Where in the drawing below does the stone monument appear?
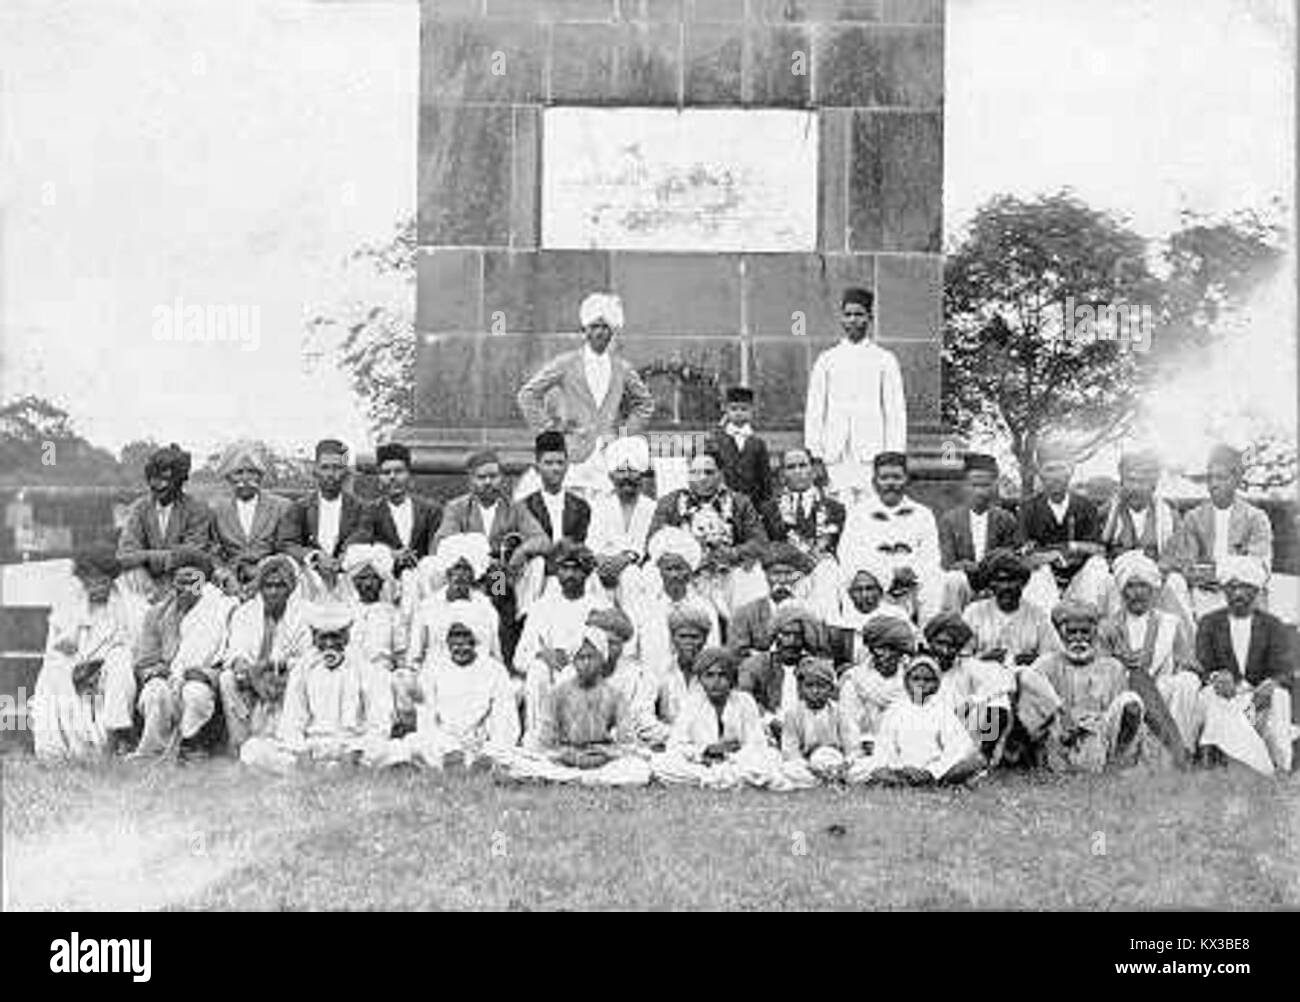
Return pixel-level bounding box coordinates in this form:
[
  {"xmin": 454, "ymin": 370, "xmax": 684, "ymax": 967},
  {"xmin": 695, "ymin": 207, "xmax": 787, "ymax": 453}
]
[{"xmin": 404, "ymin": 0, "xmax": 958, "ymax": 504}]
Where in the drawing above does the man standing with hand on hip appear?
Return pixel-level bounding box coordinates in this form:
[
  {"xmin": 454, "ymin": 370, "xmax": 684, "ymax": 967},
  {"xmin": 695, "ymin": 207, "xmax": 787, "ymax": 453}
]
[
  {"xmin": 517, "ymin": 292, "xmax": 656, "ymax": 500},
  {"xmin": 804, "ymin": 287, "xmax": 907, "ymax": 505}
]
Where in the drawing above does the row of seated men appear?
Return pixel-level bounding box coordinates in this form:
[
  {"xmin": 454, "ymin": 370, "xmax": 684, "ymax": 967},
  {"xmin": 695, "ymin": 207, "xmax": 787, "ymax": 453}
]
[{"xmin": 31, "ymin": 434, "xmax": 1293, "ymax": 781}]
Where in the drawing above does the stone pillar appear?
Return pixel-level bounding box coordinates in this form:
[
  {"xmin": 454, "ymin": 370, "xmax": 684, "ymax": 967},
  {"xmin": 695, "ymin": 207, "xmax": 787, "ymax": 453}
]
[{"xmin": 407, "ymin": 0, "xmax": 957, "ymax": 503}]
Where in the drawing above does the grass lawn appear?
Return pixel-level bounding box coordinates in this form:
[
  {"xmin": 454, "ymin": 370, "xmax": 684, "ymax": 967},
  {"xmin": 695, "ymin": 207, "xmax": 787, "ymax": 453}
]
[{"xmin": 3, "ymin": 757, "xmax": 1297, "ymax": 910}]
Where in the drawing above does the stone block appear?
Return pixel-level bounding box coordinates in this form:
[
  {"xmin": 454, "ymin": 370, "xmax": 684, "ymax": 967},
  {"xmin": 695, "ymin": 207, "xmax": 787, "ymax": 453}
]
[
  {"xmin": 749, "ymin": 336, "xmax": 815, "ymax": 428},
  {"xmin": 415, "ymin": 334, "xmax": 483, "ymax": 425},
  {"xmin": 486, "ymin": 0, "xmax": 618, "ymax": 20},
  {"xmin": 684, "ymin": 21, "xmax": 744, "ymax": 103},
  {"xmin": 881, "ymin": 336, "xmax": 941, "ymax": 424},
  {"xmin": 815, "ymin": 24, "xmax": 940, "ymax": 107},
  {"xmin": 881, "ymin": 0, "xmax": 943, "ymax": 24},
  {"xmin": 745, "ymin": 24, "xmax": 811, "ymax": 105},
  {"xmin": 550, "ymin": 22, "xmax": 682, "ymax": 104},
  {"xmin": 875, "ymin": 253, "xmax": 941, "ymax": 340},
  {"xmin": 849, "ymin": 110, "xmax": 942, "ymax": 252},
  {"xmin": 416, "ymin": 248, "xmax": 484, "ymax": 332},
  {"xmin": 818, "ymin": 108, "xmax": 850, "ymax": 252},
  {"xmin": 418, "ymin": 104, "xmax": 513, "ymax": 246},
  {"xmin": 611, "ymin": 253, "xmax": 743, "ymax": 335},
  {"xmin": 510, "ymin": 106, "xmax": 540, "ymax": 249},
  {"xmin": 422, "ymin": 19, "xmax": 545, "ymax": 104}
]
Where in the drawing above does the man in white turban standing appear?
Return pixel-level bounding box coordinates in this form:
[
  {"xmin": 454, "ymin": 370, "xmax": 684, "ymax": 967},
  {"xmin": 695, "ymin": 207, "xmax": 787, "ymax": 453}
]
[{"xmin": 516, "ymin": 292, "xmax": 656, "ymax": 500}]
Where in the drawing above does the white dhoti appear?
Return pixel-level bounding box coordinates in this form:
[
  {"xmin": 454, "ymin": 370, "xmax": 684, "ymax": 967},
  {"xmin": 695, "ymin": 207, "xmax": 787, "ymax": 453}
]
[
  {"xmin": 31, "ymin": 647, "xmax": 136, "ymax": 760},
  {"xmin": 939, "ymin": 569, "xmax": 974, "ymax": 614},
  {"xmin": 134, "ymin": 676, "xmax": 217, "ymax": 757},
  {"xmin": 773, "ymin": 746, "xmax": 864, "ymax": 790},
  {"xmin": 650, "ymin": 744, "xmax": 783, "ymax": 789},
  {"xmin": 497, "ymin": 746, "xmax": 652, "ymax": 787},
  {"xmin": 1044, "ymin": 691, "xmax": 1144, "ymax": 773},
  {"xmin": 1023, "ymin": 556, "xmax": 1117, "ymax": 619},
  {"xmin": 239, "ymin": 733, "xmax": 408, "ymax": 773},
  {"xmin": 1154, "ymin": 672, "xmax": 1203, "ymax": 752},
  {"xmin": 1198, "ymin": 686, "xmax": 1294, "ymax": 776}
]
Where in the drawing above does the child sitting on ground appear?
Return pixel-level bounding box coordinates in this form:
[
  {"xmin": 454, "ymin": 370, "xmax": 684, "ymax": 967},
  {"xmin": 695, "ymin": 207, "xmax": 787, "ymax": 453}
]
[{"xmin": 778, "ymin": 657, "xmax": 870, "ymax": 788}]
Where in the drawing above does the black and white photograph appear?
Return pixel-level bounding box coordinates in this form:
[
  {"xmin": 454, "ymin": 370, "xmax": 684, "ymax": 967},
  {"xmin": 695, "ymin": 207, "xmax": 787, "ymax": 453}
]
[{"xmin": 0, "ymin": 0, "xmax": 1296, "ymax": 934}]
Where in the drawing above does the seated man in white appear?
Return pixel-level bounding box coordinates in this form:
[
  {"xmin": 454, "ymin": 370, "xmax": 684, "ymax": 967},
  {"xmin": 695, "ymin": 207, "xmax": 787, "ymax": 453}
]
[
  {"xmin": 827, "ymin": 556, "xmax": 913, "ymax": 669},
  {"xmin": 240, "ymin": 603, "xmax": 399, "ymax": 772},
  {"xmin": 217, "ymin": 554, "xmax": 310, "ymax": 758},
  {"xmin": 499, "ymin": 627, "xmax": 651, "ymax": 787},
  {"xmin": 402, "ymin": 620, "xmax": 519, "ymax": 770},
  {"xmin": 1096, "ymin": 551, "xmax": 1201, "ymax": 767},
  {"xmin": 1173, "ymin": 444, "xmax": 1275, "ymax": 620},
  {"xmin": 651, "ymin": 647, "xmax": 784, "ymax": 790},
  {"xmin": 839, "ymin": 452, "xmax": 943, "ymax": 625},
  {"xmin": 515, "ymin": 541, "xmax": 631, "ymax": 738},
  {"xmin": 622, "ymin": 527, "xmax": 720, "ymax": 677},
  {"xmin": 339, "ymin": 544, "xmax": 404, "ymax": 737},
  {"xmin": 131, "ymin": 548, "xmax": 236, "ymax": 761},
  {"xmin": 32, "ymin": 547, "xmax": 147, "ymax": 760},
  {"xmin": 777, "ymin": 657, "xmax": 871, "ymax": 789},
  {"xmin": 1193, "ymin": 556, "xmax": 1295, "ymax": 776},
  {"xmin": 588, "ymin": 435, "xmax": 658, "ymax": 604},
  {"xmin": 629, "ymin": 605, "xmax": 711, "ymax": 748}
]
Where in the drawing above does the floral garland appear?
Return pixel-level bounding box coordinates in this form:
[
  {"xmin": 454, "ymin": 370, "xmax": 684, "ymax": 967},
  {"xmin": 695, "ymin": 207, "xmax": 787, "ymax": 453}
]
[
  {"xmin": 677, "ymin": 489, "xmax": 735, "ymax": 548},
  {"xmin": 777, "ymin": 487, "xmax": 839, "ymax": 556},
  {"xmin": 637, "ymin": 359, "xmax": 722, "ymax": 388}
]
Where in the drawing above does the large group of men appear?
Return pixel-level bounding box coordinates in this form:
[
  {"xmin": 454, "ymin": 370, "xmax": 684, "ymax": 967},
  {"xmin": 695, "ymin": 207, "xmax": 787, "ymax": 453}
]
[{"xmin": 30, "ymin": 288, "xmax": 1296, "ymax": 787}]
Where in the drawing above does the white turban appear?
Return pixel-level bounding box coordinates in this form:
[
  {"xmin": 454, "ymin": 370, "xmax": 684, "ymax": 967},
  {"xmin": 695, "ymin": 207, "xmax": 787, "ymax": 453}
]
[
  {"xmin": 305, "ymin": 601, "xmax": 354, "ymax": 632},
  {"xmin": 604, "ymin": 434, "xmax": 650, "ymax": 473},
  {"xmin": 647, "ymin": 526, "xmax": 702, "ymax": 573},
  {"xmin": 579, "ymin": 292, "xmax": 624, "ymax": 330},
  {"xmin": 342, "ymin": 544, "xmax": 394, "ymax": 582},
  {"xmin": 569, "ymin": 624, "xmax": 609, "ymax": 661},
  {"xmin": 1113, "ymin": 550, "xmax": 1161, "ymax": 592},
  {"xmin": 217, "ymin": 440, "xmax": 267, "ymax": 478},
  {"xmin": 1217, "ymin": 555, "xmax": 1267, "ymax": 589},
  {"xmin": 432, "ymin": 533, "xmax": 491, "ymax": 580}
]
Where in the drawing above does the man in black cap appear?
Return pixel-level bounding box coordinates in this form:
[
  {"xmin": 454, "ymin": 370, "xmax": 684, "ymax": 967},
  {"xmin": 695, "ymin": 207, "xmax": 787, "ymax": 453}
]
[
  {"xmin": 804, "ymin": 287, "xmax": 907, "ymax": 504},
  {"xmin": 116, "ymin": 443, "xmax": 215, "ymax": 598},
  {"xmin": 937, "ymin": 453, "xmax": 1021, "ymax": 611},
  {"xmin": 705, "ymin": 385, "xmax": 773, "ymax": 508},
  {"xmin": 348, "ymin": 442, "xmax": 442, "ymax": 576},
  {"xmin": 519, "ymin": 431, "xmax": 591, "ymax": 547},
  {"xmin": 276, "ymin": 438, "xmax": 365, "ymax": 598}
]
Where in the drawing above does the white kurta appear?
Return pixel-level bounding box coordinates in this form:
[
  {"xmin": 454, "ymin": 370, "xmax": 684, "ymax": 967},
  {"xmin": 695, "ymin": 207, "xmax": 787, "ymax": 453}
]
[
  {"xmin": 804, "ymin": 339, "xmax": 907, "ymax": 497},
  {"xmin": 871, "ymin": 694, "xmax": 978, "ymax": 778},
  {"xmin": 404, "ymin": 653, "xmax": 520, "ymax": 764},
  {"xmin": 651, "ymin": 688, "xmax": 783, "ymax": 789},
  {"xmin": 839, "ymin": 495, "xmax": 942, "ymax": 622},
  {"xmin": 32, "ymin": 582, "xmax": 146, "ymax": 760}
]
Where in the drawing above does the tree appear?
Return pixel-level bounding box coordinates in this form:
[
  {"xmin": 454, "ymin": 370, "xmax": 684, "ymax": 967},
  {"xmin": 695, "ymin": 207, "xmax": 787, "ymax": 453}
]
[
  {"xmin": 943, "ymin": 192, "xmax": 1161, "ymax": 495},
  {"xmin": 0, "ymin": 395, "xmax": 128, "ymax": 485},
  {"xmin": 943, "ymin": 192, "xmax": 1289, "ymax": 494},
  {"xmin": 307, "ymin": 218, "xmax": 417, "ymax": 438}
]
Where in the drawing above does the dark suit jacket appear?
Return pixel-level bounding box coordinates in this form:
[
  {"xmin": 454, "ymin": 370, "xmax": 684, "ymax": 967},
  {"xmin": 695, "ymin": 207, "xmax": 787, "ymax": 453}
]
[
  {"xmin": 275, "ymin": 491, "xmax": 365, "ymax": 562},
  {"xmin": 648, "ymin": 488, "xmax": 768, "ymax": 548},
  {"xmin": 1019, "ymin": 492, "xmax": 1101, "ymax": 548},
  {"xmin": 349, "ymin": 495, "xmax": 443, "ymax": 563},
  {"xmin": 521, "ymin": 490, "xmax": 590, "ymax": 545},
  {"xmin": 209, "ymin": 491, "xmax": 294, "ymax": 572},
  {"xmin": 759, "ymin": 490, "xmax": 847, "ymax": 557},
  {"xmin": 706, "ymin": 429, "xmax": 773, "ymax": 508},
  {"xmin": 432, "ymin": 494, "xmax": 547, "ymax": 559},
  {"xmin": 938, "ymin": 503, "xmax": 1021, "ymax": 569},
  {"xmin": 1195, "ymin": 609, "xmax": 1294, "ymax": 688},
  {"xmin": 116, "ymin": 492, "xmax": 214, "ymax": 564}
]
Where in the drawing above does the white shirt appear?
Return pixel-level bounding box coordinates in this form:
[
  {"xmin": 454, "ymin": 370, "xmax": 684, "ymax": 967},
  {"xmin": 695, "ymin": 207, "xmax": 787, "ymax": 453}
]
[
  {"xmin": 1047, "ymin": 496, "xmax": 1070, "ymax": 525},
  {"xmin": 840, "ymin": 494, "xmax": 941, "ymax": 585},
  {"xmin": 1212, "ymin": 506, "xmax": 1232, "ymax": 564},
  {"xmin": 477, "ymin": 502, "xmax": 497, "ymax": 541},
  {"xmin": 235, "ymin": 497, "xmax": 258, "ymax": 539},
  {"xmin": 388, "ymin": 497, "xmax": 414, "ymax": 548},
  {"xmin": 969, "ymin": 509, "xmax": 989, "ymax": 562},
  {"xmin": 316, "ymin": 494, "xmax": 342, "ymax": 555},
  {"xmin": 540, "ymin": 489, "xmax": 567, "ymax": 544},
  {"xmin": 1228, "ymin": 614, "xmax": 1252, "ymax": 673},
  {"xmin": 588, "ymin": 494, "xmax": 657, "ymax": 559},
  {"xmin": 1129, "ymin": 506, "xmax": 1148, "ymax": 540},
  {"xmin": 1125, "ymin": 611, "xmax": 1150, "ymax": 652},
  {"xmin": 583, "ymin": 346, "xmax": 612, "ymax": 407},
  {"xmin": 155, "ymin": 502, "xmax": 173, "ymax": 537},
  {"xmin": 804, "ymin": 339, "xmax": 907, "ymax": 467}
]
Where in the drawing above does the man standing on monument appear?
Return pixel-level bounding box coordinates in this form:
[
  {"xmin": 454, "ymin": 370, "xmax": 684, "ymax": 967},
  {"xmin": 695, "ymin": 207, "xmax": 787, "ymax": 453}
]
[
  {"xmin": 804, "ymin": 287, "xmax": 907, "ymax": 504},
  {"xmin": 517, "ymin": 292, "xmax": 656, "ymax": 499}
]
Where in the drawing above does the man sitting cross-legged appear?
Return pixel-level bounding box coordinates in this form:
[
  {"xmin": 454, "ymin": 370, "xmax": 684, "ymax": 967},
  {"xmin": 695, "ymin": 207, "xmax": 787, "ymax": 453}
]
[
  {"xmin": 864, "ymin": 656, "xmax": 986, "ymax": 787},
  {"xmin": 498, "ymin": 628, "xmax": 651, "ymax": 787},
  {"xmin": 131, "ymin": 548, "xmax": 236, "ymax": 761},
  {"xmin": 923, "ymin": 613, "xmax": 1015, "ymax": 765},
  {"xmin": 216, "ymin": 555, "xmax": 310, "ymax": 759},
  {"xmin": 651, "ymin": 647, "xmax": 785, "ymax": 790},
  {"xmin": 1194, "ymin": 556, "xmax": 1296, "ymax": 776},
  {"xmin": 32, "ymin": 547, "xmax": 148, "ymax": 760},
  {"xmin": 838, "ymin": 616, "xmax": 914, "ymax": 754},
  {"xmin": 239, "ymin": 603, "xmax": 401, "ymax": 773},
  {"xmin": 400, "ymin": 621, "xmax": 519, "ymax": 771},
  {"xmin": 777, "ymin": 657, "xmax": 871, "ymax": 789},
  {"xmin": 1033, "ymin": 601, "xmax": 1146, "ymax": 774},
  {"xmin": 1097, "ymin": 551, "xmax": 1200, "ymax": 768}
]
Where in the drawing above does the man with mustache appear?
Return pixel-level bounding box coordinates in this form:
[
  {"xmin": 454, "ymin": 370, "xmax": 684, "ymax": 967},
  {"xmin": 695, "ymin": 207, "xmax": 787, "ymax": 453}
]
[
  {"xmin": 208, "ymin": 441, "xmax": 294, "ymax": 598},
  {"xmin": 1033, "ymin": 600, "xmax": 1145, "ymax": 773},
  {"xmin": 116, "ymin": 443, "xmax": 214, "ymax": 599}
]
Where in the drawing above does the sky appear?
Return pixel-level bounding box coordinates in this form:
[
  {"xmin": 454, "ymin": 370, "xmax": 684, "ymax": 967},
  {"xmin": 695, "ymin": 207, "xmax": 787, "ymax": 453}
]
[{"xmin": 0, "ymin": 0, "xmax": 1294, "ymax": 464}]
